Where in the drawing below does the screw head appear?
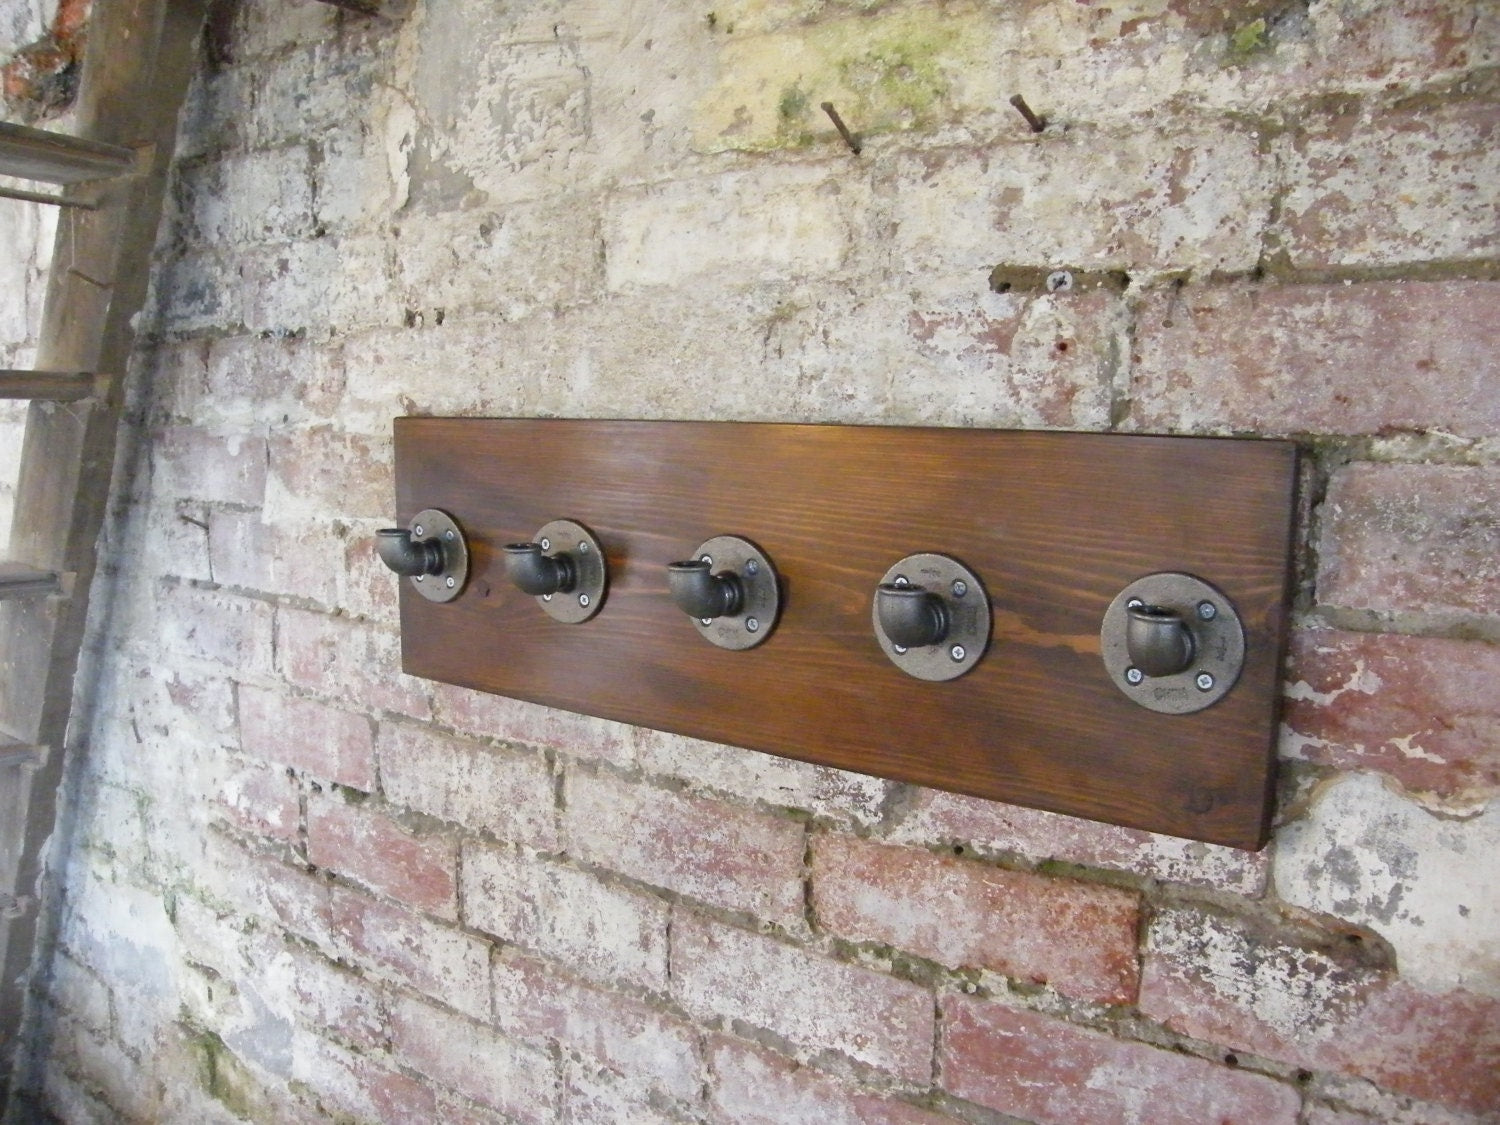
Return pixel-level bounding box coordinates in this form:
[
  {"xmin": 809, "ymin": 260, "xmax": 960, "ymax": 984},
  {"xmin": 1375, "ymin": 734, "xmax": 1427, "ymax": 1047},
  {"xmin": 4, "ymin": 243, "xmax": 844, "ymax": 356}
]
[
  {"xmin": 893, "ymin": 644, "xmax": 908, "ymax": 655},
  {"xmin": 1197, "ymin": 600, "xmax": 1217, "ymax": 621},
  {"xmin": 415, "ymin": 574, "xmax": 425, "ymax": 582},
  {"xmin": 950, "ymin": 644, "xmax": 967, "ymax": 662},
  {"xmin": 542, "ymin": 593, "xmax": 552, "ymax": 601},
  {"xmin": 578, "ymin": 541, "xmax": 589, "ymax": 554},
  {"xmin": 1126, "ymin": 597, "xmax": 1144, "ymax": 610},
  {"xmin": 700, "ymin": 617, "xmax": 713, "ymax": 626},
  {"xmin": 445, "ymin": 576, "xmax": 455, "ymax": 588},
  {"xmin": 1196, "ymin": 672, "xmax": 1215, "ymax": 691},
  {"xmin": 1046, "ymin": 270, "xmax": 1074, "ymax": 293},
  {"xmin": 445, "ymin": 529, "xmax": 455, "ymax": 541},
  {"xmin": 701, "ymin": 554, "xmax": 713, "ymax": 565},
  {"xmin": 413, "ymin": 524, "xmax": 425, "ymax": 537},
  {"xmin": 952, "ymin": 580, "xmax": 968, "ymax": 598},
  {"xmin": 539, "ymin": 537, "xmax": 551, "ymax": 550},
  {"xmin": 1125, "ymin": 666, "xmax": 1144, "ymax": 685},
  {"xmin": 894, "ymin": 575, "xmax": 909, "ymax": 587},
  {"xmin": 744, "ymin": 559, "xmax": 759, "ymax": 577},
  {"xmin": 746, "ymin": 617, "xmax": 759, "ymax": 633},
  {"xmin": 579, "ymin": 593, "xmax": 590, "ymax": 607}
]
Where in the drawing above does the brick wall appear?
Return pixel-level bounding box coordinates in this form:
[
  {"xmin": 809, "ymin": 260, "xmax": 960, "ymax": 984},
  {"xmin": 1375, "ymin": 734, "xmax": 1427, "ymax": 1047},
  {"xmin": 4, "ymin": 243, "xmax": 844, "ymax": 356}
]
[{"xmin": 5, "ymin": 0, "xmax": 1499, "ymax": 1122}]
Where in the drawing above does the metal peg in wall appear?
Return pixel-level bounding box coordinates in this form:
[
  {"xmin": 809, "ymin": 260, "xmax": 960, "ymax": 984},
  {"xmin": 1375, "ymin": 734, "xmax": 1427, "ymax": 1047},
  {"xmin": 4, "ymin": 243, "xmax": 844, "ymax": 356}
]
[
  {"xmin": 375, "ymin": 508, "xmax": 469, "ymax": 603},
  {"xmin": 1100, "ymin": 572, "xmax": 1244, "ymax": 713},
  {"xmin": 666, "ymin": 536, "xmax": 780, "ymax": 650},
  {"xmin": 503, "ymin": 519, "xmax": 608, "ymax": 623},
  {"xmin": 873, "ymin": 553, "xmax": 990, "ymax": 681}
]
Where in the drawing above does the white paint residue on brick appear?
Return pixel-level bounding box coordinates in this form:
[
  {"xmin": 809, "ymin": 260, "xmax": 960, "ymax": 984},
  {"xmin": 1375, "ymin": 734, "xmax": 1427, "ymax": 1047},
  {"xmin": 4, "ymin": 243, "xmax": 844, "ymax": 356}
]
[{"xmin": 1275, "ymin": 773, "xmax": 1500, "ymax": 998}]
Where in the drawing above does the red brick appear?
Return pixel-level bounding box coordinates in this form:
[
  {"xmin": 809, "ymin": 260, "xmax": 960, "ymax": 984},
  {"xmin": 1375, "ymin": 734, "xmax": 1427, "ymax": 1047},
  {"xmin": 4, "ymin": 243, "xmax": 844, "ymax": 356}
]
[
  {"xmin": 562, "ymin": 1058, "xmax": 684, "ymax": 1125},
  {"xmin": 157, "ymin": 584, "xmax": 274, "ymax": 673},
  {"xmin": 379, "ymin": 721, "xmax": 557, "ymax": 849},
  {"xmin": 239, "ymin": 685, "xmax": 375, "ymax": 790},
  {"xmin": 389, "ymin": 994, "xmax": 558, "ymax": 1120},
  {"xmin": 563, "ymin": 770, "xmax": 805, "ymax": 926},
  {"xmin": 671, "ymin": 913, "xmax": 933, "ymax": 1082},
  {"xmin": 1317, "ymin": 463, "xmax": 1500, "ymax": 619},
  {"xmin": 152, "ymin": 424, "xmax": 267, "ymax": 505},
  {"xmin": 1283, "ymin": 629, "xmax": 1500, "ymax": 800},
  {"xmin": 216, "ymin": 757, "xmax": 300, "ymax": 842},
  {"xmin": 202, "ymin": 332, "xmax": 345, "ymax": 418},
  {"xmin": 812, "ymin": 835, "xmax": 1139, "ymax": 1004},
  {"xmin": 328, "ymin": 884, "xmax": 491, "ymax": 1020},
  {"xmin": 493, "ymin": 951, "xmax": 701, "ymax": 1100},
  {"xmin": 267, "ymin": 423, "xmax": 392, "ymax": 521},
  {"xmin": 207, "ymin": 834, "xmax": 336, "ymax": 950},
  {"xmin": 1139, "ymin": 905, "xmax": 1500, "ymax": 1116},
  {"xmin": 275, "ymin": 606, "xmax": 431, "ymax": 719},
  {"xmin": 295, "ymin": 1032, "xmax": 438, "ymax": 1122},
  {"xmin": 1129, "ymin": 280, "xmax": 1500, "ymax": 438},
  {"xmin": 887, "ymin": 788, "xmax": 1268, "ymax": 895},
  {"xmin": 431, "ymin": 682, "xmax": 632, "ymax": 767},
  {"xmin": 1279, "ymin": 99, "xmax": 1499, "ymax": 268},
  {"xmin": 709, "ymin": 1035, "xmax": 954, "ymax": 1125},
  {"xmin": 461, "ymin": 841, "xmax": 669, "ymax": 991},
  {"xmin": 207, "ymin": 508, "xmax": 341, "ymax": 606},
  {"xmin": 940, "ymin": 995, "xmax": 1300, "ymax": 1125},
  {"xmin": 283, "ymin": 946, "xmax": 387, "ymax": 1049},
  {"xmin": 307, "ymin": 793, "xmax": 457, "ymax": 918}
]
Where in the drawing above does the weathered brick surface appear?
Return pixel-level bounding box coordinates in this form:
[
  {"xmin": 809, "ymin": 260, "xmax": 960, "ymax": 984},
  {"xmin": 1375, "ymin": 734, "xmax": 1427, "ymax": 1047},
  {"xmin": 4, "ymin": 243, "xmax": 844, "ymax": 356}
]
[
  {"xmin": 1316, "ymin": 462, "xmax": 1500, "ymax": 621},
  {"xmin": 1128, "ymin": 281, "xmax": 1500, "ymax": 438},
  {"xmin": 152, "ymin": 424, "xmax": 268, "ymax": 506},
  {"xmin": 430, "ymin": 682, "xmax": 633, "ymax": 768},
  {"xmin": 941, "ymin": 995, "xmax": 1301, "ymax": 1125},
  {"xmin": 886, "ymin": 787, "xmax": 1269, "ymax": 895},
  {"xmin": 709, "ymin": 1035, "xmax": 955, "ymax": 1125},
  {"xmin": 1283, "ymin": 628, "xmax": 1500, "ymax": 802},
  {"xmin": 378, "ymin": 720, "xmax": 558, "ymax": 848},
  {"xmin": 155, "ymin": 584, "xmax": 275, "ymax": 674},
  {"xmin": 215, "ymin": 756, "xmax": 300, "ymax": 843},
  {"xmin": 291, "ymin": 1032, "xmax": 438, "ymax": 1123},
  {"xmin": 389, "ymin": 995, "xmax": 559, "ymax": 1121},
  {"xmin": 306, "ymin": 791, "xmax": 458, "ymax": 918},
  {"xmin": 812, "ymin": 835, "xmax": 1139, "ymax": 1003},
  {"xmin": 493, "ymin": 952, "xmax": 701, "ymax": 1101},
  {"xmin": 671, "ymin": 912, "xmax": 934, "ymax": 1081},
  {"xmin": 562, "ymin": 768, "xmax": 806, "ymax": 926},
  {"xmin": 275, "ymin": 606, "xmax": 431, "ymax": 719},
  {"xmin": 1139, "ymin": 903, "xmax": 1500, "ymax": 1116},
  {"xmin": 239, "ymin": 685, "xmax": 375, "ymax": 790},
  {"xmin": 1278, "ymin": 98, "xmax": 1500, "ymax": 268}
]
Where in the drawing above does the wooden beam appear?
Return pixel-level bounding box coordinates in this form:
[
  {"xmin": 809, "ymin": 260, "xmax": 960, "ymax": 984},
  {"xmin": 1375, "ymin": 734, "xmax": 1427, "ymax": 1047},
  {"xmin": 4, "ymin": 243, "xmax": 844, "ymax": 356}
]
[
  {"xmin": 0, "ymin": 0, "xmax": 206, "ymax": 1098},
  {"xmin": 0, "ymin": 371, "xmax": 99, "ymax": 401},
  {"xmin": 0, "ymin": 746, "xmax": 44, "ymax": 770},
  {"xmin": 0, "ymin": 121, "xmax": 135, "ymax": 184},
  {"xmin": 0, "ymin": 566, "xmax": 62, "ymax": 600}
]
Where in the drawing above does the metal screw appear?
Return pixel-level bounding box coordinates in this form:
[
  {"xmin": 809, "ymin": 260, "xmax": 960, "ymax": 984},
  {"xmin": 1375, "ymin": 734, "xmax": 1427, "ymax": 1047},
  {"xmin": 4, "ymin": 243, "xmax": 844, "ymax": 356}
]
[
  {"xmin": 952, "ymin": 579, "xmax": 968, "ymax": 598},
  {"xmin": 413, "ymin": 524, "xmax": 425, "ymax": 537},
  {"xmin": 445, "ymin": 576, "xmax": 455, "ymax": 588},
  {"xmin": 1125, "ymin": 666, "xmax": 1144, "ymax": 685},
  {"xmin": 894, "ymin": 575, "xmax": 909, "ymax": 587},
  {"xmin": 700, "ymin": 617, "xmax": 713, "ymax": 626},
  {"xmin": 746, "ymin": 617, "xmax": 759, "ymax": 633},
  {"xmin": 539, "ymin": 537, "xmax": 550, "ymax": 550},
  {"xmin": 950, "ymin": 644, "xmax": 967, "ymax": 662},
  {"xmin": 579, "ymin": 593, "xmax": 590, "ymax": 607},
  {"xmin": 1046, "ymin": 270, "xmax": 1074, "ymax": 293},
  {"xmin": 445, "ymin": 529, "xmax": 455, "ymax": 541},
  {"xmin": 542, "ymin": 593, "xmax": 552, "ymax": 601},
  {"xmin": 745, "ymin": 559, "xmax": 759, "ymax": 577},
  {"xmin": 701, "ymin": 554, "xmax": 713, "ymax": 565},
  {"xmin": 1126, "ymin": 597, "xmax": 1144, "ymax": 610},
  {"xmin": 1196, "ymin": 672, "xmax": 1215, "ymax": 691},
  {"xmin": 1197, "ymin": 600, "xmax": 1217, "ymax": 621},
  {"xmin": 578, "ymin": 541, "xmax": 589, "ymax": 554},
  {"xmin": 1008, "ymin": 93, "xmax": 1046, "ymax": 133},
  {"xmin": 893, "ymin": 644, "xmax": 908, "ymax": 655},
  {"xmin": 415, "ymin": 574, "xmax": 425, "ymax": 582}
]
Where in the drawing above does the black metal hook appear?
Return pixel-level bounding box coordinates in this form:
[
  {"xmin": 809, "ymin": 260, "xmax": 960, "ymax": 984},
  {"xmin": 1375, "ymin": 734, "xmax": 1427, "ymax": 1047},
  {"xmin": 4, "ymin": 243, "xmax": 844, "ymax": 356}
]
[{"xmin": 667, "ymin": 559, "xmax": 744, "ymax": 620}]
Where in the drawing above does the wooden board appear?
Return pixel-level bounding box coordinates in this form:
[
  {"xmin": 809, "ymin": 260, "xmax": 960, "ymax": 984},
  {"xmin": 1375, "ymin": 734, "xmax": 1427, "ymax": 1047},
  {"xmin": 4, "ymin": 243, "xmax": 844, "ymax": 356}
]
[{"xmin": 395, "ymin": 420, "xmax": 1298, "ymax": 849}]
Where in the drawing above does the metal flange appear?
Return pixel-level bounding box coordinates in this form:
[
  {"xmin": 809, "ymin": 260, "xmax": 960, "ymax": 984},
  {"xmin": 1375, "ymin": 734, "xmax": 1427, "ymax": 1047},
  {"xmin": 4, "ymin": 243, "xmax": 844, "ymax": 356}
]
[
  {"xmin": 523, "ymin": 519, "xmax": 607, "ymax": 624},
  {"xmin": 673, "ymin": 536, "xmax": 780, "ymax": 651},
  {"xmin": 873, "ymin": 553, "xmax": 990, "ymax": 682},
  {"xmin": 1101, "ymin": 572, "xmax": 1244, "ymax": 714},
  {"xmin": 406, "ymin": 508, "xmax": 468, "ymax": 603}
]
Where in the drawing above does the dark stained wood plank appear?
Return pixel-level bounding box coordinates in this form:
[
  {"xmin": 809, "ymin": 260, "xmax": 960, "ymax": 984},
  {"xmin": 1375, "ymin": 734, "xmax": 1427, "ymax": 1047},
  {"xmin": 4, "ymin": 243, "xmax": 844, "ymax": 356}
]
[
  {"xmin": 0, "ymin": 370, "xmax": 98, "ymax": 401},
  {"xmin": 394, "ymin": 420, "xmax": 1299, "ymax": 851}
]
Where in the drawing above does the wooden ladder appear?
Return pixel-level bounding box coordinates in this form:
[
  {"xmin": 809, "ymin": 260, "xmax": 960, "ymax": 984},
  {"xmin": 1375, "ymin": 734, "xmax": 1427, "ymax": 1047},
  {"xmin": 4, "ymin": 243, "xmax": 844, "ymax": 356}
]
[{"xmin": 0, "ymin": 0, "xmax": 204, "ymax": 1097}]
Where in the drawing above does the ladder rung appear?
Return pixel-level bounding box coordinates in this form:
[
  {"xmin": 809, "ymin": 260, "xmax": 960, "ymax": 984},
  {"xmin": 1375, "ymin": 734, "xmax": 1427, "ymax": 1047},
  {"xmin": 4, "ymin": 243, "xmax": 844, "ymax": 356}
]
[
  {"xmin": 0, "ymin": 370, "xmax": 99, "ymax": 401},
  {"xmin": 0, "ymin": 744, "xmax": 45, "ymax": 769},
  {"xmin": 0, "ymin": 121, "xmax": 135, "ymax": 185},
  {"xmin": 0, "ymin": 564, "xmax": 62, "ymax": 599}
]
